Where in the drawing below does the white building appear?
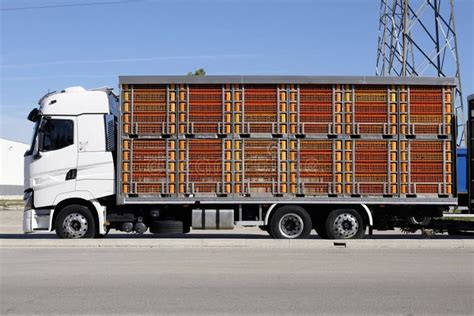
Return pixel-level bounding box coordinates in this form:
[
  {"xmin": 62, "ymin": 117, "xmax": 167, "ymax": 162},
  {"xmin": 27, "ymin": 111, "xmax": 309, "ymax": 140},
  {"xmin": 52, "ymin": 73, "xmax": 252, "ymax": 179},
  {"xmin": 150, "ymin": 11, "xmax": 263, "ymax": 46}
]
[{"xmin": 0, "ymin": 138, "xmax": 29, "ymax": 199}]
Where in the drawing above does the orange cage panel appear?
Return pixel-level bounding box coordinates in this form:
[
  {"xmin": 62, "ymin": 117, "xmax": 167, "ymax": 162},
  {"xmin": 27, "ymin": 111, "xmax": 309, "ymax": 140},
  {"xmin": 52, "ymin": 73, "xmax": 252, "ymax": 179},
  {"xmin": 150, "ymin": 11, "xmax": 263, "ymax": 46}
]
[
  {"xmin": 400, "ymin": 139, "xmax": 453, "ymax": 196},
  {"xmin": 186, "ymin": 85, "xmax": 223, "ymax": 134},
  {"xmin": 402, "ymin": 86, "xmax": 451, "ymax": 136},
  {"xmin": 351, "ymin": 86, "xmax": 394, "ymax": 135},
  {"xmin": 124, "ymin": 86, "xmax": 171, "ymax": 135},
  {"xmin": 299, "ymin": 85, "xmax": 333, "ymax": 134},
  {"xmin": 243, "ymin": 86, "xmax": 278, "ymax": 134},
  {"xmin": 180, "ymin": 139, "xmax": 224, "ymax": 194},
  {"xmin": 242, "ymin": 139, "xmax": 278, "ymax": 194},
  {"xmin": 351, "ymin": 140, "xmax": 392, "ymax": 195},
  {"xmin": 298, "ymin": 139, "xmax": 335, "ymax": 196},
  {"xmin": 122, "ymin": 139, "xmax": 176, "ymax": 195}
]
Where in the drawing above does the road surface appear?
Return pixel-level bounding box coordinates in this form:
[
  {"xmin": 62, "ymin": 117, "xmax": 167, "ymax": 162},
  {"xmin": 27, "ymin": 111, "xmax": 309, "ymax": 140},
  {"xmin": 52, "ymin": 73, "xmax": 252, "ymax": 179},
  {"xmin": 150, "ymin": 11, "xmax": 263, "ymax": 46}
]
[{"xmin": 1, "ymin": 247, "xmax": 473, "ymax": 315}]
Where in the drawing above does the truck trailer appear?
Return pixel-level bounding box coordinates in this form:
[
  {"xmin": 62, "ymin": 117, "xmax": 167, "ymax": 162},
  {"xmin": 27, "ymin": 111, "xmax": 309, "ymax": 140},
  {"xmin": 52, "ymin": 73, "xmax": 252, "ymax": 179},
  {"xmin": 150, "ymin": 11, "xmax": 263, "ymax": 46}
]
[{"xmin": 22, "ymin": 76, "xmax": 473, "ymax": 239}]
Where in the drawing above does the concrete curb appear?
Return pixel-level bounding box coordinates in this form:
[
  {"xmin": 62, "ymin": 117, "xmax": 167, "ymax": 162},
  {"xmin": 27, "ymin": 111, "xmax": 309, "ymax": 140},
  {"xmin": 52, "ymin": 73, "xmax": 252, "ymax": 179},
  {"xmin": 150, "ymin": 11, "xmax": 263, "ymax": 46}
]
[{"xmin": 1, "ymin": 239, "xmax": 473, "ymax": 249}]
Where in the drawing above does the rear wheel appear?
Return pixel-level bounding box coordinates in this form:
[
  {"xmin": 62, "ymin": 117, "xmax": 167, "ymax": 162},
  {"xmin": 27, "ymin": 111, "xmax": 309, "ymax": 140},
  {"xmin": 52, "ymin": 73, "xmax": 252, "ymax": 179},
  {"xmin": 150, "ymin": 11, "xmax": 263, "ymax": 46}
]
[
  {"xmin": 259, "ymin": 225, "xmax": 274, "ymax": 238},
  {"xmin": 325, "ymin": 209, "xmax": 365, "ymax": 239},
  {"xmin": 260, "ymin": 226, "xmax": 276, "ymax": 238},
  {"xmin": 55, "ymin": 205, "xmax": 96, "ymax": 239},
  {"xmin": 269, "ymin": 206, "xmax": 312, "ymax": 239}
]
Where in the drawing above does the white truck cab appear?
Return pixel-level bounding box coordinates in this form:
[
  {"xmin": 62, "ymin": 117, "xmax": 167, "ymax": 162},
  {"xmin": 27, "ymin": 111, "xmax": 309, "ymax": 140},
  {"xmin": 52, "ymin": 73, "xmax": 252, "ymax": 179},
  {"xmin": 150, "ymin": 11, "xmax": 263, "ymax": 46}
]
[{"xmin": 23, "ymin": 87, "xmax": 117, "ymax": 237}]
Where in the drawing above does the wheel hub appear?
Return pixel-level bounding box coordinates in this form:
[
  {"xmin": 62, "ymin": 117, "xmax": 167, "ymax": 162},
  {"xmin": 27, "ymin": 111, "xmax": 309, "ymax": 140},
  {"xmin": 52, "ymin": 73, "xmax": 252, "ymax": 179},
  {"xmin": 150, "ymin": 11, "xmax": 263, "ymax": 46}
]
[
  {"xmin": 278, "ymin": 213, "xmax": 304, "ymax": 238},
  {"xmin": 71, "ymin": 220, "xmax": 81, "ymax": 231},
  {"xmin": 63, "ymin": 213, "xmax": 89, "ymax": 238},
  {"xmin": 333, "ymin": 213, "xmax": 359, "ymax": 238},
  {"xmin": 342, "ymin": 220, "xmax": 353, "ymax": 230}
]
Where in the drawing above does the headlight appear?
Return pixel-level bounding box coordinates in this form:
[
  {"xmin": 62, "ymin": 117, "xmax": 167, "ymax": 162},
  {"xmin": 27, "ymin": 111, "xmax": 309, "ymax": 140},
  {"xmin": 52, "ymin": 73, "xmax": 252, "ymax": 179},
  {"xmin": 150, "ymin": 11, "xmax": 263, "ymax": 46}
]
[{"xmin": 23, "ymin": 191, "xmax": 33, "ymax": 211}]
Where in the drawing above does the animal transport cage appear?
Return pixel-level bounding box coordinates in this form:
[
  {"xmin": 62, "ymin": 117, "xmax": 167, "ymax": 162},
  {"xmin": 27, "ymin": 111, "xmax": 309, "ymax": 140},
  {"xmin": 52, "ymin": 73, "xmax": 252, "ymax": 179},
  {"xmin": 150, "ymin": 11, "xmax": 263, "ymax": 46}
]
[
  {"xmin": 121, "ymin": 82, "xmax": 453, "ymax": 139},
  {"xmin": 118, "ymin": 76, "xmax": 457, "ymax": 203},
  {"xmin": 120, "ymin": 137, "xmax": 452, "ymax": 197}
]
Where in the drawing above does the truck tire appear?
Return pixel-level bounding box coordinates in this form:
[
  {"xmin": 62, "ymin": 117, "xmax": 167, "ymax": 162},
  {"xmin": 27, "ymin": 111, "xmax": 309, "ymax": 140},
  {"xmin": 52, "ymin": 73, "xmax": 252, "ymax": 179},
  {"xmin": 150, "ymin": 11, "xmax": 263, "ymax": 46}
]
[
  {"xmin": 267, "ymin": 228, "xmax": 276, "ymax": 238},
  {"xmin": 325, "ymin": 209, "xmax": 365, "ymax": 239},
  {"xmin": 259, "ymin": 225, "xmax": 276, "ymax": 238},
  {"xmin": 55, "ymin": 205, "xmax": 96, "ymax": 239},
  {"xmin": 407, "ymin": 216, "xmax": 432, "ymax": 226},
  {"xmin": 269, "ymin": 206, "xmax": 312, "ymax": 239},
  {"xmin": 314, "ymin": 223, "xmax": 329, "ymax": 239},
  {"xmin": 260, "ymin": 226, "xmax": 276, "ymax": 238},
  {"xmin": 150, "ymin": 220, "xmax": 184, "ymax": 234}
]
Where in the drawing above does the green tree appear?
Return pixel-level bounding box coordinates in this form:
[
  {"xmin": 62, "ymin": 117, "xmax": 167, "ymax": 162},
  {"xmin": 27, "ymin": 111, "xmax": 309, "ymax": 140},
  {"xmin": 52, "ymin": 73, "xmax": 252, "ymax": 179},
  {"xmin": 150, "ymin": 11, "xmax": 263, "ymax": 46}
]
[{"xmin": 187, "ymin": 68, "xmax": 206, "ymax": 76}]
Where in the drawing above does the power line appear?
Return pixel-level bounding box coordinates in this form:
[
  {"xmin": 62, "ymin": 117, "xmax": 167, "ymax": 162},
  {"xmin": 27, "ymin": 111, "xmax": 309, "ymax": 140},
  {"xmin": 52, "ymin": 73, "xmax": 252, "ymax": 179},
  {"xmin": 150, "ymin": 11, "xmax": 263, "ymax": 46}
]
[{"xmin": 0, "ymin": 0, "xmax": 139, "ymax": 11}]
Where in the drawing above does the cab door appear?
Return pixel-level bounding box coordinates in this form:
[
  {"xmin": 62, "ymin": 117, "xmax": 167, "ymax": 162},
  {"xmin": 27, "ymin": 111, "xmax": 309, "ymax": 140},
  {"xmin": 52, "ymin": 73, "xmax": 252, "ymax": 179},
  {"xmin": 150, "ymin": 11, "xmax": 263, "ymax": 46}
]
[{"xmin": 29, "ymin": 116, "xmax": 78, "ymax": 207}]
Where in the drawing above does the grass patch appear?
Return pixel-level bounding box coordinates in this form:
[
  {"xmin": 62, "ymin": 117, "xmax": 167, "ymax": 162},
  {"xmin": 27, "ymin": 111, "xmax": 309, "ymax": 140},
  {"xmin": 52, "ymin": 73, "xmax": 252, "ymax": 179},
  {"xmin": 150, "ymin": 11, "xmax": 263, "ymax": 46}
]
[{"xmin": 0, "ymin": 199, "xmax": 24, "ymax": 208}]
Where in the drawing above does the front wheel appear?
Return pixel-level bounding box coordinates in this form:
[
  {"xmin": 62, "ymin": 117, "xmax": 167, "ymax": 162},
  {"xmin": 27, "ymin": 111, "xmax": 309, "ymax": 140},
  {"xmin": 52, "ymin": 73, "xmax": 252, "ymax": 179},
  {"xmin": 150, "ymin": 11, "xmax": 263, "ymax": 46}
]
[
  {"xmin": 269, "ymin": 206, "xmax": 312, "ymax": 239},
  {"xmin": 325, "ymin": 209, "xmax": 365, "ymax": 239},
  {"xmin": 55, "ymin": 205, "xmax": 96, "ymax": 239}
]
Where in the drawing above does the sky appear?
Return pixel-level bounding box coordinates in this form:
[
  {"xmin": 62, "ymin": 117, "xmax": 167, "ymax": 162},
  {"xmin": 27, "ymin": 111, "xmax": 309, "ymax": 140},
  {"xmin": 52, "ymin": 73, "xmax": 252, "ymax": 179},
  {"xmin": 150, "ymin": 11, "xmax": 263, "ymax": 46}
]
[{"xmin": 1, "ymin": 0, "xmax": 473, "ymax": 144}]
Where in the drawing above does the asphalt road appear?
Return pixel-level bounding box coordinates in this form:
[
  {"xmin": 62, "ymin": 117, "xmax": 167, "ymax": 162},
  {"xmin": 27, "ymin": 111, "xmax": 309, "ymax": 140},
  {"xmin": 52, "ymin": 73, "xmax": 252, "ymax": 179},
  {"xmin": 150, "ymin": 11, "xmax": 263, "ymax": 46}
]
[{"xmin": 1, "ymin": 248, "xmax": 473, "ymax": 315}]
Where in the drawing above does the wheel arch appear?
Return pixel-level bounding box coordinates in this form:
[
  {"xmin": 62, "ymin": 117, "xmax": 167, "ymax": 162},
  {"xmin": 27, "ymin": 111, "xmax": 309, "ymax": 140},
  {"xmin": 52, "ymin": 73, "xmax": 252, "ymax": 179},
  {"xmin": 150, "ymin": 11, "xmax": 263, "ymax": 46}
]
[
  {"xmin": 358, "ymin": 204, "xmax": 373, "ymax": 227},
  {"xmin": 263, "ymin": 204, "xmax": 279, "ymax": 226},
  {"xmin": 52, "ymin": 198, "xmax": 99, "ymax": 233}
]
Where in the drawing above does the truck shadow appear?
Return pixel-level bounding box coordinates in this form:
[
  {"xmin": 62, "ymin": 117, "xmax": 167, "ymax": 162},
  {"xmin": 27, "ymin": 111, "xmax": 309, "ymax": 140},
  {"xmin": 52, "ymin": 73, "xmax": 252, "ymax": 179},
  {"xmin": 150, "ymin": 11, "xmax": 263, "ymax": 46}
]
[{"xmin": 0, "ymin": 233, "xmax": 472, "ymax": 240}]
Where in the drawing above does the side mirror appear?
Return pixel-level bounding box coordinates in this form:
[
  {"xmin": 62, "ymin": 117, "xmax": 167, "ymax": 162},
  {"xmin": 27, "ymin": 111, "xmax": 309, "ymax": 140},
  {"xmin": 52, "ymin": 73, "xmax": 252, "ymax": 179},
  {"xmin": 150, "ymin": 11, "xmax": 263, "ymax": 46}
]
[
  {"xmin": 33, "ymin": 152, "xmax": 42, "ymax": 160},
  {"xmin": 27, "ymin": 108, "xmax": 41, "ymax": 122}
]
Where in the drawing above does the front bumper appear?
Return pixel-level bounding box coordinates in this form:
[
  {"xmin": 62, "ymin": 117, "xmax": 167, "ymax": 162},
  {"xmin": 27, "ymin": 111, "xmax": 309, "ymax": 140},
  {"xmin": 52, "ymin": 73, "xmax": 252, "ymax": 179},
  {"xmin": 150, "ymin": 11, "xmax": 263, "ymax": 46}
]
[{"xmin": 23, "ymin": 209, "xmax": 52, "ymax": 233}]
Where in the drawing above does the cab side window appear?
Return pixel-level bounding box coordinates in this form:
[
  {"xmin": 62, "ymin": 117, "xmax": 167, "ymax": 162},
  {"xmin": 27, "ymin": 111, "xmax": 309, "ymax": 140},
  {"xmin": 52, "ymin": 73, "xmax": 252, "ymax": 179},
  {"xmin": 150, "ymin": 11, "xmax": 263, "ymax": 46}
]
[{"xmin": 40, "ymin": 119, "xmax": 74, "ymax": 152}]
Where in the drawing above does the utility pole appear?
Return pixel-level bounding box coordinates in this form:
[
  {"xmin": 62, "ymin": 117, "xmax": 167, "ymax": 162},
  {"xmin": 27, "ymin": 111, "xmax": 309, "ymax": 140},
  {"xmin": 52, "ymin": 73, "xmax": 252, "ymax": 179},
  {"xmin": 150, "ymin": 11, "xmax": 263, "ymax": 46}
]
[{"xmin": 376, "ymin": 0, "xmax": 465, "ymax": 146}]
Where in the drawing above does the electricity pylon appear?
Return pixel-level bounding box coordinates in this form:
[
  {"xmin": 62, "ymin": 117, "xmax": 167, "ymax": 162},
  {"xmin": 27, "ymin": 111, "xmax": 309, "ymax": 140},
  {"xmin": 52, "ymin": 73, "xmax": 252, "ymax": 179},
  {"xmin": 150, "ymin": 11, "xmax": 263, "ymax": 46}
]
[{"xmin": 376, "ymin": 0, "xmax": 465, "ymax": 146}]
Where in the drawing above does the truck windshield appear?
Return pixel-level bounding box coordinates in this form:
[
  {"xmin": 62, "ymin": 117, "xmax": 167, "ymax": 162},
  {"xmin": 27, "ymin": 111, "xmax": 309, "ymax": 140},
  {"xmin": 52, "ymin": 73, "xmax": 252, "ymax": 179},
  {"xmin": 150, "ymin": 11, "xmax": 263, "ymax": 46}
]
[{"xmin": 24, "ymin": 121, "xmax": 40, "ymax": 157}]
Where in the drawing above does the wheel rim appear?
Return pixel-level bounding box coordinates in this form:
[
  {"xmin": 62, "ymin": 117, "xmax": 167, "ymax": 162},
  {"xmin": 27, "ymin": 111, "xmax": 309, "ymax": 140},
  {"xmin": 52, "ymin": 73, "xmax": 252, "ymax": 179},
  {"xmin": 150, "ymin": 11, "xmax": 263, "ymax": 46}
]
[
  {"xmin": 63, "ymin": 213, "xmax": 89, "ymax": 238},
  {"xmin": 278, "ymin": 213, "xmax": 304, "ymax": 238},
  {"xmin": 332, "ymin": 213, "xmax": 359, "ymax": 238}
]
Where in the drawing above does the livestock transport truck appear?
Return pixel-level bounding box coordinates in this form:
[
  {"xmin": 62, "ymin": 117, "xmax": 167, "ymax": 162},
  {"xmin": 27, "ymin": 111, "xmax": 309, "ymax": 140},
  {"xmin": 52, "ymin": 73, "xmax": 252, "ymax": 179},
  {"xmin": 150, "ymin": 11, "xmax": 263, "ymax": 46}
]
[{"xmin": 22, "ymin": 76, "xmax": 474, "ymax": 239}]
